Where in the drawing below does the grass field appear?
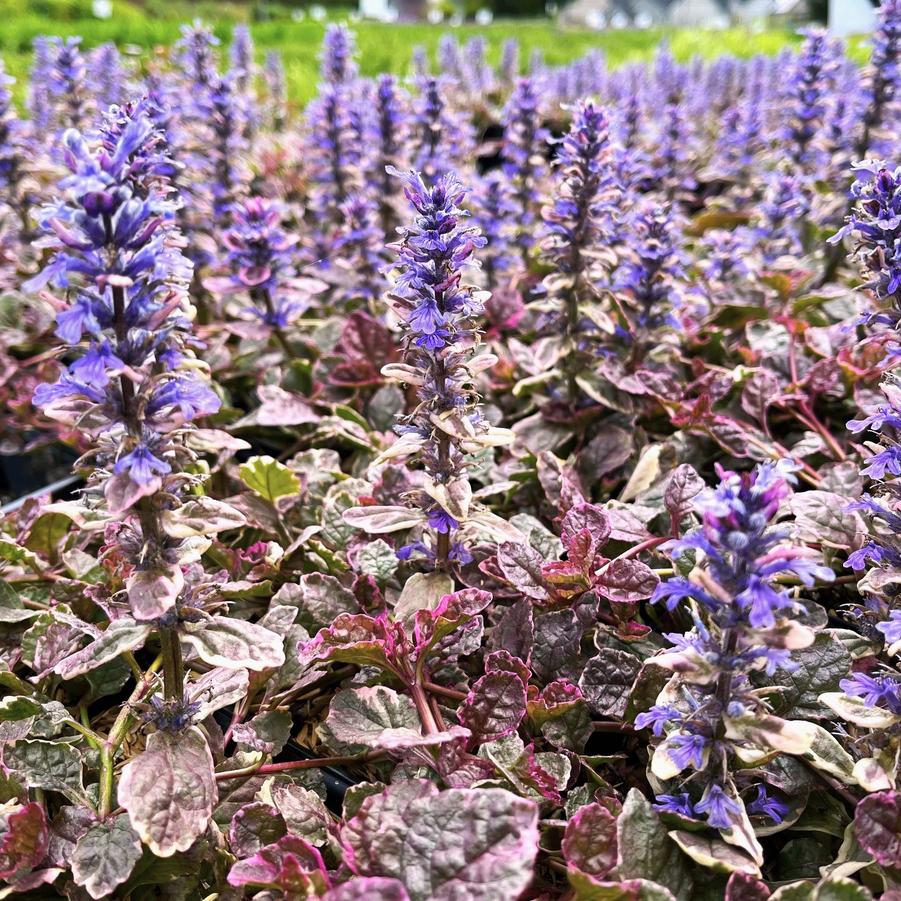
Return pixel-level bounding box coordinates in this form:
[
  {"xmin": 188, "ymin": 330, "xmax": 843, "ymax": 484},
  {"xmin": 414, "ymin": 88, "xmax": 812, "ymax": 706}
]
[{"xmin": 0, "ymin": 8, "xmax": 868, "ymax": 107}]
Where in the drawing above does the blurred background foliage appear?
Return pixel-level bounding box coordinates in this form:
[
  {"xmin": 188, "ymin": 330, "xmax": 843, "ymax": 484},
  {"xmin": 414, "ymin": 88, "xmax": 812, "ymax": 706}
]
[{"xmin": 0, "ymin": 0, "xmax": 866, "ymax": 106}]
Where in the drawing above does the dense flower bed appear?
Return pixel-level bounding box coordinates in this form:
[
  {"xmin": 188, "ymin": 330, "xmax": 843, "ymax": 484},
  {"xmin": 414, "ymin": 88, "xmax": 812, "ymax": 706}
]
[{"xmin": 1, "ymin": 13, "xmax": 901, "ymax": 899}]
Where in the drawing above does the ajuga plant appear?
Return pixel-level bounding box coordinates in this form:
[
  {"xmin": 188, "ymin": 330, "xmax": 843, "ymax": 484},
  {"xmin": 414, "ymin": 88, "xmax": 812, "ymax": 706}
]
[
  {"xmin": 501, "ymin": 77, "xmax": 549, "ymax": 265},
  {"xmin": 614, "ymin": 200, "xmax": 686, "ymax": 362},
  {"xmin": 366, "ymin": 73, "xmax": 410, "ymax": 235},
  {"xmin": 12, "ymin": 102, "xmax": 291, "ymax": 886},
  {"xmin": 781, "ymin": 27, "xmax": 840, "ymax": 177},
  {"xmin": 0, "ymin": 59, "xmax": 30, "ymax": 239},
  {"xmin": 206, "ymin": 75, "xmax": 249, "ymax": 231},
  {"xmin": 27, "ymin": 35, "xmax": 54, "ymax": 138},
  {"xmin": 218, "ymin": 194, "xmax": 306, "ymax": 352},
  {"xmin": 46, "ymin": 36, "xmax": 92, "ymax": 140},
  {"xmin": 344, "ymin": 168, "xmax": 512, "ymax": 571},
  {"xmin": 88, "ymin": 43, "xmax": 127, "ymax": 113},
  {"xmin": 332, "ymin": 191, "xmax": 386, "ymax": 308},
  {"xmin": 471, "ymin": 170, "xmax": 517, "ymax": 290},
  {"xmin": 305, "ymin": 26, "xmax": 361, "ymax": 253},
  {"xmin": 410, "ymin": 76, "xmax": 473, "ymax": 184},
  {"xmin": 534, "ymin": 100, "xmax": 618, "ymax": 408},
  {"xmin": 27, "ymin": 105, "xmax": 226, "ymax": 698},
  {"xmin": 638, "ymin": 462, "xmax": 833, "ymax": 862},
  {"xmin": 263, "ymin": 49, "xmax": 287, "ymax": 131},
  {"xmin": 820, "ymin": 0, "xmax": 901, "ymax": 282},
  {"xmin": 754, "ymin": 166, "xmax": 812, "ymax": 267},
  {"xmin": 827, "ymin": 162, "xmax": 901, "ymax": 700}
]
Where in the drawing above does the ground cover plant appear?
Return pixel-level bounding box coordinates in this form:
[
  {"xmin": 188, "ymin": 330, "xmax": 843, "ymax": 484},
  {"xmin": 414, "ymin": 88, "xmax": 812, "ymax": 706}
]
[{"xmin": 1, "ymin": 8, "xmax": 901, "ymax": 900}]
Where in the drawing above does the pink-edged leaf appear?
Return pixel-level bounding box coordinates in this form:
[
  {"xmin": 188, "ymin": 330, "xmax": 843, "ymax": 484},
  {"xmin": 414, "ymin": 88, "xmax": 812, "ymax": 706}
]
[
  {"xmin": 487, "ymin": 649, "xmax": 531, "ymax": 683},
  {"xmin": 324, "ymin": 876, "xmax": 411, "ymax": 900},
  {"xmin": 458, "ymin": 668, "xmax": 528, "ymax": 742},
  {"xmin": 340, "ymin": 779, "xmax": 539, "ymax": 901},
  {"xmin": 227, "ymin": 835, "xmax": 330, "ymax": 894},
  {"xmin": 413, "ymin": 589, "xmax": 492, "ymax": 657},
  {"xmin": 126, "ymin": 564, "xmax": 184, "ymax": 621},
  {"xmin": 725, "ymin": 871, "xmax": 772, "ymax": 901},
  {"xmin": 0, "ymin": 801, "xmax": 49, "ymax": 881},
  {"xmin": 855, "ymin": 790, "xmax": 901, "ymax": 868},
  {"xmin": 180, "ymin": 616, "xmax": 285, "ymax": 671},
  {"xmin": 52, "ymin": 619, "xmax": 151, "ymax": 679},
  {"xmin": 541, "ymin": 559, "xmax": 591, "ymax": 598},
  {"xmin": 597, "ymin": 559, "xmax": 659, "ymax": 604},
  {"xmin": 270, "ymin": 783, "xmax": 331, "ymax": 846},
  {"xmin": 71, "ymin": 814, "xmax": 141, "ymax": 900},
  {"xmin": 298, "ymin": 613, "xmax": 405, "ymax": 675},
  {"xmin": 118, "ymin": 726, "xmax": 216, "ymax": 858},
  {"xmin": 324, "ymin": 685, "xmax": 469, "ymax": 751},
  {"xmin": 563, "ymin": 802, "xmax": 618, "ymax": 880}
]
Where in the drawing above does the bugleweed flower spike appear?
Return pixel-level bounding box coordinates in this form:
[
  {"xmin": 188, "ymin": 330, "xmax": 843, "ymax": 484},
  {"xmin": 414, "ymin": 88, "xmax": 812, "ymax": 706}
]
[
  {"xmin": 344, "ymin": 167, "xmax": 512, "ymax": 571},
  {"xmin": 29, "ymin": 104, "xmax": 220, "ymax": 705},
  {"xmin": 638, "ymin": 462, "xmax": 832, "ymax": 856},
  {"xmin": 537, "ymin": 99, "xmax": 618, "ymax": 407}
]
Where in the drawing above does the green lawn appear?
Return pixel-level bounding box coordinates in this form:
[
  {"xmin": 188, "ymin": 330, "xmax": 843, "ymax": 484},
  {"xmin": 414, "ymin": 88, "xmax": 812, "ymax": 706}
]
[{"xmin": 0, "ymin": 8, "xmax": 868, "ymax": 108}]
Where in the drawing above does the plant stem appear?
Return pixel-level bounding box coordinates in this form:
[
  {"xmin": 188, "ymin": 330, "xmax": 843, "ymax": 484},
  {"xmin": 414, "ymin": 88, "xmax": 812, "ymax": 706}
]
[
  {"xmin": 215, "ymin": 750, "xmax": 384, "ymax": 782},
  {"xmin": 409, "ymin": 679, "xmax": 441, "ymax": 735},
  {"xmin": 98, "ymin": 656, "xmax": 162, "ymax": 819},
  {"xmin": 424, "ymin": 680, "xmax": 467, "ymax": 701}
]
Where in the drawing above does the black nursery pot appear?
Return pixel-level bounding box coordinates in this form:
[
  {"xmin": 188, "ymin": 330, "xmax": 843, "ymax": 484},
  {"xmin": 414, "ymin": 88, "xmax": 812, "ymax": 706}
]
[{"xmin": 0, "ymin": 443, "xmax": 79, "ymax": 511}]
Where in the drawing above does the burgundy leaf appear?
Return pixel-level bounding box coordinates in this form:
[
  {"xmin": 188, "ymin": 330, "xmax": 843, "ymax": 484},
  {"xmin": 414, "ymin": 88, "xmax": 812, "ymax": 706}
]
[
  {"xmin": 562, "ymin": 802, "xmax": 618, "ymax": 879},
  {"xmin": 855, "ymin": 791, "xmax": 901, "ymax": 869},
  {"xmin": 458, "ymin": 669, "xmax": 528, "ymax": 741}
]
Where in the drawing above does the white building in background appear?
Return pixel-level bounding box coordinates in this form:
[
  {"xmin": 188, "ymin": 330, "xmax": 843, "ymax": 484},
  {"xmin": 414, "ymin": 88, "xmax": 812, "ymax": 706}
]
[
  {"xmin": 828, "ymin": 0, "xmax": 876, "ymax": 35},
  {"xmin": 359, "ymin": 0, "xmax": 400, "ymax": 20}
]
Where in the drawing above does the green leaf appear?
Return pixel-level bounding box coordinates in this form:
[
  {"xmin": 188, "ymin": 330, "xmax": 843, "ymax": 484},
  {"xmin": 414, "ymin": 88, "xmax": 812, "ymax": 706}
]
[
  {"xmin": 72, "ymin": 814, "xmax": 142, "ymax": 900},
  {"xmin": 800, "ymin": 724, "xmax": 856, "ymax": 781},
  {"xmin": 0, "ymin": 538, "xmax": 44, "ymax": 573},
  {"xmin": 813, "ymin": 878, "xmax": 873, "ymax": 901},
  {"xmin": 4, "ymin": 739, "xmax": 86, "ymax": 804},
  {"xmin": 0, "ymin": 696, "xmax": 42, "ymax": 721},
  {"xmin": 24, "ymin": 512, "xmax": 71, "ymax": 563},
  {"xmin": 119, "ymin": 726, "xmax": 217, "ymax": 857},
  {"xmin": 615, "ymin": 790, "xmax": 694, "ymax": 899},
  {"xmin": 769, "ymin": 633, "xmax": 852, "ymax": 720},
  {"xmin": 239, "ymin": 455, "xmax": 300, "ymax": 504},
  {"xmin": 356, "ymin": 539, "xmax": 400, "ymax": 583}
]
